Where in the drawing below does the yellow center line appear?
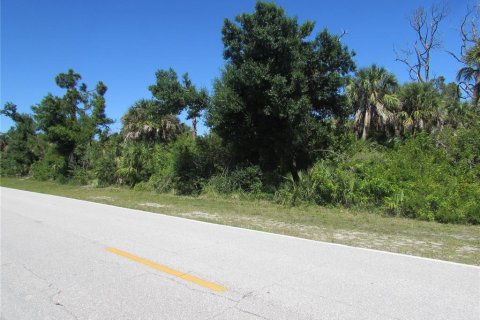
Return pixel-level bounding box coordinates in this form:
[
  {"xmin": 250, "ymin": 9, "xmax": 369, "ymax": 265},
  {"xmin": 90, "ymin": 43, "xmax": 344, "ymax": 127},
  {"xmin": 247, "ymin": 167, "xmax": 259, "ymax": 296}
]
[{"xmin": 106, "ymin": 247, "xmax": 227, "ymax": 292}]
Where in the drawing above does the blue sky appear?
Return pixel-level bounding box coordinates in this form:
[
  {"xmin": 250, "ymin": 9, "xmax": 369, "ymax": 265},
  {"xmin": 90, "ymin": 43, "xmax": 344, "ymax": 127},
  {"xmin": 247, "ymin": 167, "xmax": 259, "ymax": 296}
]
[{"xmin": 1, "ymin": 0, "xmax": 471, "ymax": 134}]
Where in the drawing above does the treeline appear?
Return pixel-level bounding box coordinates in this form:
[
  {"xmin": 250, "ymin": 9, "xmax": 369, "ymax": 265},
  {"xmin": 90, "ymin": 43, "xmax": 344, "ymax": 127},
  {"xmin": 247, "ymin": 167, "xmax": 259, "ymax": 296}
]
[{"xmin": 1, "ymin": 2, "xmax": 479, "ymax": 224}]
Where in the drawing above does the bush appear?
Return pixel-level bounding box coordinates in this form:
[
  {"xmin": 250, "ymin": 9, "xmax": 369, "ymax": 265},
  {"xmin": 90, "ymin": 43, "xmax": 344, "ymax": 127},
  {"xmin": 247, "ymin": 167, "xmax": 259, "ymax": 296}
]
[
  {"xmin": 274, "ymin": 128, "xmax": 480, "ymax": 224},
  {"xmin": 275, "ymin": 170, "xmax": 326, "ymax": 206},
  {"xmin": 205, "ymin": 165, "xmax": 263, "ymax": 195},
  {"xmin": 70, "ymin": 168, "xmax": 90, "ymax": 185},
  {"xmin": 170, "ymin": 134, "xmax": 202, "ymax": 195},
  {"xmin": 149, "ymin": 173, "xmax": 175, "ymax": 193},
  {"xmin": 94, "ymin": 155, "xmax": 118, "ymax": 186},
  {"xmin": 90, "ymin": 137, "xmax": 121, "ymax": 186},
  {"xmin": 116, "ymin": 142, "xmax": 154, "ymax": 187},
  {"xmin": 133, "ymin": 180, "xmax": 155, "ymax": 192},
  {"xmin": 140, "ymin": 144, "xmax": 175, "ymax": 193},
  {"xmin": 195, "ymin": 133, "xmax": 230, "ymax": 178},
  {"xmin": 381, "ymin": 132, "xmax": 479, "ymax": 223},
  {"xmin": 204, "ymin": 174, "xmax": 234, "ymax": 194},
  {"xmin": 31, "ymin": 147, "xmax": 66, "ymax": 181},
  {"xmin": 229, "ymin": 166, "xmax": 263, "ymax": 193}
]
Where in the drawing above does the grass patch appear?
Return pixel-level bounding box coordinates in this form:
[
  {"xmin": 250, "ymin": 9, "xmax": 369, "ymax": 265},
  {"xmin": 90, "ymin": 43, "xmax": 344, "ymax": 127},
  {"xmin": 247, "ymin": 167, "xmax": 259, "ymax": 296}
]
[{"xmin": 1, "ymin": 176, "xmax": 479, "ymax": 265}]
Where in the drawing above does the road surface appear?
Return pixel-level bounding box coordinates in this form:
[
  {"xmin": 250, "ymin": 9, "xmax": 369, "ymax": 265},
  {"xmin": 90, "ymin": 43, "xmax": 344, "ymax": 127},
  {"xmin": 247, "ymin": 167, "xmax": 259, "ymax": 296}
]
[{"xmin": 1, "ymin": 187, "xmax": 479, "ymax": 319}]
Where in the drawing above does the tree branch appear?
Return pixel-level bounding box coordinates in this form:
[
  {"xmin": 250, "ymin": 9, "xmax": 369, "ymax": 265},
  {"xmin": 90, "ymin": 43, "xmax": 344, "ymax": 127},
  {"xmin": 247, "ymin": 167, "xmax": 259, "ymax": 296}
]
[{"xmin": 396, "ymin": 3, "xmax": 447, "ymax": 82}]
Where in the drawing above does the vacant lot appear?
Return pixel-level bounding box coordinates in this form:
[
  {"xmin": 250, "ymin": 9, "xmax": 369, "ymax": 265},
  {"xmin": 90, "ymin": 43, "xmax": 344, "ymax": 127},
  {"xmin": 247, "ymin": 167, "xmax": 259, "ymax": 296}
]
[{"xmin": 1, "ymin": 177, "xmax": 479, "ymax": 265}]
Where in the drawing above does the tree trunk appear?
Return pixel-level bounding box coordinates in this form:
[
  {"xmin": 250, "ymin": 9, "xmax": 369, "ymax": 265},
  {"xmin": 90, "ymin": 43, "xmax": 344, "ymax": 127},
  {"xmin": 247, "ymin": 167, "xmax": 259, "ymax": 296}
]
[
  {"xmin": 288, "ymin": 156, "xmax": 300, "ymax": 184},
  {"xmin": 354, "ymin": 108, "xmax": 362, "ymax": 139},
  {"xmin": 394, "ymin": 120, "xmax": 401, "ymax": 138},
  {"xmin": 291, "ymin": 168, "xmax": 300, "ymax": 184},
  {"xmin": 361, "ymin": 105, "xmax": 372, "ymax": 140},
  {"xmin": 192, "ymin": 117, "xmax": 197, "ymax": 139},
  {"xmin": 419, "ymin": 118, "xmax": 425, "ymax": 131},
  {"xmin": 473, "ymin": 73, "xmax": 479, "ymax": 109}
]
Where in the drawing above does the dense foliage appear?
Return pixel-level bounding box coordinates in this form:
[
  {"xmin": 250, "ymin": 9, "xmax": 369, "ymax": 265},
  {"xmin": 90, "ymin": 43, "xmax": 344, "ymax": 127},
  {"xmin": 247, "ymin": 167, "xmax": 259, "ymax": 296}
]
[
  {"xmin": 208, "ymin": 2, "xmax": 355, "ymax": 181},
  {"xmin": 1, "ymin": 2, "xmax": 479, "ymax": 224},
  {"xmin": 275, "ymin": 127, "xmax": 480, "ymax": 224}
]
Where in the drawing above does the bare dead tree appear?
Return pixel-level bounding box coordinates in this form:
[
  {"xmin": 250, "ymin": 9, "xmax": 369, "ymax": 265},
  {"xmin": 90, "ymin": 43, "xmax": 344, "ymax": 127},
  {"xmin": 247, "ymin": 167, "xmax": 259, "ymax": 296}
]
[
  {"xmin": 395, "ymin": 4, "xmax": 448, "ymax": 83},
  {"xmin": 447, "ymin": 4, "xmax": 479, "ymax": 103},
  {"xmin": 338, "ymin": 29, "xmax": 348, "ymax": 40}
]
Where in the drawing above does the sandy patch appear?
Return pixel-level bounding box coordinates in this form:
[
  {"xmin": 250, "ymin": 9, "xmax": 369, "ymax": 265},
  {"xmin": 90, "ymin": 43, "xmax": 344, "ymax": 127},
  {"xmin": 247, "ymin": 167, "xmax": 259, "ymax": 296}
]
[
  {"xmin": 90, "ymin": 196, "xmax": 114, "ymax": 201},
  {"xmin": 178, "ymin": 211, "xmax": 220, "ymax": 220},
  {"xmin": 140, "ymin": 202, "xmax": 171, "ymax": 208}
]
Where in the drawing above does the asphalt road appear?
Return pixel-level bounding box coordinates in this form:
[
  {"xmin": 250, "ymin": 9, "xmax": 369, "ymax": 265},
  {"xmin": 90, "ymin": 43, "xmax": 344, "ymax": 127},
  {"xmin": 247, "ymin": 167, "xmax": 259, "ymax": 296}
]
[{"xmin": 1, "ymin": 187, "xmax": 479, "ymax": 320}]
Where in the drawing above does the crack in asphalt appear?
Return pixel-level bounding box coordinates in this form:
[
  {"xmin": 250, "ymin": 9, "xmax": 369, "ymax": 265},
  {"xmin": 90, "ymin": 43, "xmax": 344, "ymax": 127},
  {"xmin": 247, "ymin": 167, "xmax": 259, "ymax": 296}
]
[
  {"xmin": 20, "ymin": 263, "xmax": 49, "ymax": 283},
  {"xmin": 234, "ymin": 307, "xmax": 271, "ymax": 319},
  {"xmin": 49, "ymin": 290, "xmax": 79, "ymax": 320},
  {"xmin": 15, "ymin": 263, "xmax": 79, "ymax": 320},
  {"xmin": 207, "ymin": 291, "xmax": 254, "ymax": 320},
  {"xmin": 206, "ymin": 268, "xmax": 316, "ymax": 320}
]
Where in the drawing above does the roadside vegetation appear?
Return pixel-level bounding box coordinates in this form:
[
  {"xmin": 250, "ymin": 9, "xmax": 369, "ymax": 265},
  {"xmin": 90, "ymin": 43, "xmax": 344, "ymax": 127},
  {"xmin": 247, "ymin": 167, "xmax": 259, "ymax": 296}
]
[
  {"xmin": 1, "ymin": 177, "xmax": 479, "ymax": 265},
  {"xmin": 1, "ymin": 1, "xmax": 479, "ymax": 232}
]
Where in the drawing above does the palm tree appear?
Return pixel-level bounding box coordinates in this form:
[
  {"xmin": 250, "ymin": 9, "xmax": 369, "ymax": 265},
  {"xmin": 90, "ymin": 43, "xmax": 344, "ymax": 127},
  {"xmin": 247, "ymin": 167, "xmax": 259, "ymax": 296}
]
[
  {"xmin": 398, "ymin": 82, "xmax": 445, "ymax": 136},
  {"xmin": 347, "ymin": 65, "xmax": 399, "ymax": 140},
  {"xmin": 457, "ymin": 44, "xmax": 480, "ymax": 108},
  {"xmin": 121, "ymin": 99, "xmax": 182, "ymax": 143}
]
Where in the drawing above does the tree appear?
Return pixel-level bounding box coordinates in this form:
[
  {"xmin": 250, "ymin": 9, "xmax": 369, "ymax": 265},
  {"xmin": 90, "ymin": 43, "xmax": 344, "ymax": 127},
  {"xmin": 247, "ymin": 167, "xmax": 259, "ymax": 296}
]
[
  {"xmin": 91, "ymin": 81, "xmax": 112, "ymax": 140},
  {"xmin": 398, "ymin": 82, "xmax": 444, "ymax": 136},
  {"xmin": 347, "ymin": 65, "xmax": 399, "ymax": 140},
  {"xmin": 148, "ymin": 69, "xmax": 185, "ymax": 115},
  {"xmin": 448, "ymin": 5, "xmax": 479, "ymax": 107},
  {"xmin": 149, "ymin": 69, "xmax": 209, "ymax": 138},
  {"xmin": 182, "ymin": 73, "xmax": 209, "ymax": 139},
  {"xmin": 433, "ymin": 76, "xmax": 470, "ymax": 128},
  {"xmin": 457, "ymin": 44, "xmax": 480, "ymax": 108},
  {"xmin": 395, "ymin": 4, "xmax": 447, "ymax": 83},
  {"xmin": 207, "ymin": 1, "xmax": 355, "ymax": 181},
  {"xmin": 0, "ymin": 103, "xmax": 37, "ymax": 175},
  {"xmin": 32, "ymin": 69, "xmax": 112, "ymax": 173},
  {"xmin": 121, "ymin": 99, "xmax": 183, "ymax": 143}
]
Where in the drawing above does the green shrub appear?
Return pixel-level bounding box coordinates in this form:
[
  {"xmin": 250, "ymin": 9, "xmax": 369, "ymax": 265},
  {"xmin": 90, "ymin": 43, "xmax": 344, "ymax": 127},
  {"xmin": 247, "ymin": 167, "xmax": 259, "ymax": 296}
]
[
  {"xmin": 195, "ymin": 133, "xmax": 230, "ymax": 178},
  {"xmin": 90, "ymin": 137, "xmax": 121, "ymax": 186},
  {"xmin": 94, "ymin": 155, "xmax": 118, "ymax": 186},
  {"xmin": 229, "ymin": 166, "xmax": 263, "ymax": 193},
  {"xmin": 133, "ymin": 180, "xmax": 155, "ymax": 192},
  {"xmin": 382, "ymin": 132, "xmax": 479, "ymax": 223},
  {"xmin": 149, "ymin": 173, "xmax": 175, "ymax": 193},
  {"xmin": 116, "ymin": 142, "xmax": 154, "ymax": 187},
  {"xmin": 274, "ymin": 128, "xmax": 479, "ymax": 224},
  {"xmin": 31, "ymin": 147, "xmax": 66, "ymax": 181},
  {"xmin": 170, "ymin": 134, "xmax": 202, "ymax": 195},
  {"xmin": 205, "ymin": 165, "xmax": 263, "ymax": 195},
  {"xmin": 274, "ymin": 170, "xmax": 319, "ymax": 206},
  {"xmin": 70, "ymin": 168, "xmax": 90, "ymax": 185},
  {"xmin": 204, "ymin": 174, "xmax": 234, "ymax": 194}
]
